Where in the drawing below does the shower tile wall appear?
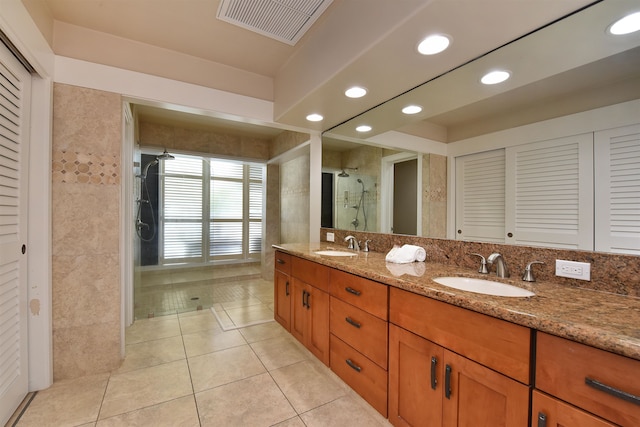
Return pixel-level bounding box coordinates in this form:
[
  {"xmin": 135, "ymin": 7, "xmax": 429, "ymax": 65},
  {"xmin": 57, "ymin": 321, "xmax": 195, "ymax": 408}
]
[
  {"xmin": 280, "ymin": 154, "xmax": 310, "ymax": 244},
  {"xmin": 52, "ymin": 83, "xmax": 123, "ymax": 380},
  {"xmin": 423, "ymin": 153, "xmax": 447, "ymax": 238}
]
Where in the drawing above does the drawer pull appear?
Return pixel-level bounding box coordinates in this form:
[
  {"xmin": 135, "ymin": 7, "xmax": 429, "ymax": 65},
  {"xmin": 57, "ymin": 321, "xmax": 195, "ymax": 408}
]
[
  {"xmin": 276, "ymin": 258, "xmax": 285, "ymax": 265},
  {"xmin": 345, "ymin": 287, "xmax": 361, "ymax": 296},
  {"xmin": 345, "ymin": 317, "xmax": 361, "ymax": 328},
  {"xmin": 430, "ymin": 356, "xmax": 438, "ymax": 390},
  {"xmin": 305, "ymin": 291, "xmax": 311, "ymax": 309},
  {"xmin": 445, "ymin": 364, "xmax": 452, "ymax": 399},
  {"xmin": 585, "ymin": 377, "xmax": 640, "ymax": 406},
  {"xmin": 537, "ymin": 412, "xmax": 547, "ymax": 427},
  {"xmin": 346, "ymin": 358, "xmax": 362, "ymax": 373}
]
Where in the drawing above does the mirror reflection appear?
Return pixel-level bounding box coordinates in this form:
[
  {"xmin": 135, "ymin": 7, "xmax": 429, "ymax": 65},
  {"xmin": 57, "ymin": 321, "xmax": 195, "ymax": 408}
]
[{"xmin": 321, "ymin": 0, "xmax": 640, "ymax": 253}]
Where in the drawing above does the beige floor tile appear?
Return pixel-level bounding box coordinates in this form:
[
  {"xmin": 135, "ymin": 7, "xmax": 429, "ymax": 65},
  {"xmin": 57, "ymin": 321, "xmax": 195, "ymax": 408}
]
[
  {"xmin": 116, "ymin": 335, "xmax": 186, "ymax": 373},
  {"xmin": 99, "ymin": 360, "xmax": 192, "ymax": 419},
  {"xmin": 272, "ymin": 416, "xmax": 307, "ymax": 427},
  {"xmin": 270, "ymin": 360, "xmax": 347, "ymax": 413},
  {"xmin": 182, "ymin": 328, "xmax": 246, "ymax": 358},
  {"xmin": 188, "ymin": 345, "xmax": 266, "ymax": 393},
  {"xmin": 196, "ymin": 373, "xmax": 296, "ymax": 427},
  {"xmin": 177, "ymin": 311, "xmax": 221, "ymax": 334},
  {"xmin": 250, "ymin": 334, "xmax": 310, "ymax": 371},
  {"xmin": 225, "ymin": 303, "xmax": 274, "ymax": 326},
  {"xmin": 16, "ymin": 373, "xmax": 109, "ymax": 427},
  {"xmin": 210, "ymin": 305, "xmax": 235, "ymax": 329},
  {"xmin": 220, "ymin": 296, "xmax": 263, "ymax": 309},
  {"xmin": 125, "ymin": 316, "xmax": 181, "ymax": 344},
  {"xmin": 96, "ymin": 396, "xmax": 200, "ymax": 427},
  {"xmin": 299, "ymin": 395, "xmax": 392, "ymax": 426},
  {"xmin": 239, "ymin": 321, "xmax": 290, "ymax": 343}
]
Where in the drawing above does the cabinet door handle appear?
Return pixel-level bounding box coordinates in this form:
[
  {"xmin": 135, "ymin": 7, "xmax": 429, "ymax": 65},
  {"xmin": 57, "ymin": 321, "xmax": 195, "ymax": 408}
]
[
  {"xmin": 537, "ymin": 412, "xmax": 547, "ymax": 427},
  {"xmin": 346, "ymin": 358, "xmax": 362, "ymax": 373},
  {"xmin": 276, "ymin": 258, "xmax": 285, "ymax": 264},
  {"xmin": 585, "ymin": 377, "xmax": 640, "ymax": 405},
  {"xmin": 345, "ymin": 317, "xmax": 361, "ymax": 328},
  {"xmin": 301, "ymin": 290, "xmax": 307, "ymax": 308},
  {"xmin": 430, "ymin": 356, "xmax": 438, "ymax": 390},
  {"xmin": 445, "ymin": 364, "xmax": 452, "ymax": 399},
  {"xmin": 345, "ymin": 287, "xmax": 361, "ymax": 296},
  {"xmin": 285, "ymin": 281, "xmax": 289, "ymax": 296},
  {"xmin": 305, "ymin": 291, "xmax": 311, "ymax": 309}
]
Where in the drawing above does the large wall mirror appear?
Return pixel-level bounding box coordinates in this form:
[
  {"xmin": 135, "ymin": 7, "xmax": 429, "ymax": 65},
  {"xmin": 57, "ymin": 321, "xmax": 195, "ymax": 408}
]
[{"xmin": 321, "ymin": 0, "xmax": 640, "ymax": 249}]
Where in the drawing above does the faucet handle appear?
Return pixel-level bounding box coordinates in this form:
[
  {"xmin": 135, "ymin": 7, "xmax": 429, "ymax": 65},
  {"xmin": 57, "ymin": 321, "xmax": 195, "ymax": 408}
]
[
  {"xmin": 522, "ymin": 261, "xmax": 544, "ymax": 282},
  {"xmin": 471, "ymin": 253, "xmax": 489, "ymax": 274},
  {"xmin": 363, "ymin": 239, "xmax": 371, "ymax": 252}
]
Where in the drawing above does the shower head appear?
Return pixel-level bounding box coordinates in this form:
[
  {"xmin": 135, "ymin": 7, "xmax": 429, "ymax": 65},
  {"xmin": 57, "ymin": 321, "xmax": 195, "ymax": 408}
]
[
  {"xmin": 357, "ymin": 178, "xmax": 363, "ymax": 183},
  {"xmin": 157, "ymin": 149, "xmax": 174, "ymax": 161},
  {"xmin": 338, "ymin": 170, "xmax": 349, "ymax": 177}
]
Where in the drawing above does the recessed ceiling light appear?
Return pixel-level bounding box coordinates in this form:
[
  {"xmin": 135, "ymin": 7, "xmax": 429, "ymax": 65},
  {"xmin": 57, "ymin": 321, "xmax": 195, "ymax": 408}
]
[
  {"xmin": 402, "ymin": 105, "xmax": 423, "ymax": 115},
  {"xmin": 481, "ymin": 70, "xmax": 511, "ymax": 85},
  {"xmin": 306, "ymin": 113, "xmax": 323, "ymax": 122},
  {"xmin": 356, "ymin": 125, "xmax": 372, "ymax": 132},
  {"xmin": 417, "ymin": 34, "xmax": 451, "ymax": 55},
  {"xmin": 608, "ymin": 11, "xmax": 640, "ymax": 35},
  {"xmin": 345, "ymin": 86, "xmax": 367, "ymax": 98}
]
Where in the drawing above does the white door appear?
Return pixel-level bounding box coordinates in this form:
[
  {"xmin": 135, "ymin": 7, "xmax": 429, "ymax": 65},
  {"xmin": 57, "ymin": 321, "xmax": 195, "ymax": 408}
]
[{"xmin": 0, "ymin": 42, "xmax": 31, "ymax": 425}]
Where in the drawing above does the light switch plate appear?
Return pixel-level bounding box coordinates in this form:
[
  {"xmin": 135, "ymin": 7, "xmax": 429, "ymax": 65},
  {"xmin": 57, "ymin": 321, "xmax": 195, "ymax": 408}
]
[
  {"xmin": 555, "ymin": 260, "xmax": 591, "ymax": 281},
  {"xmin": 326, "ymin": 232, "xmax": 335, "ymax": 242}
]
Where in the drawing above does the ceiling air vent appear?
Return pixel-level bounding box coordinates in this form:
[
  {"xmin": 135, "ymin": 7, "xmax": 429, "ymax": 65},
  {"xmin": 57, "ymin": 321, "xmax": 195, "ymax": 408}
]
[{"xmin": 217, "ymin": 0, "xmax": 333, "ymax": 45}]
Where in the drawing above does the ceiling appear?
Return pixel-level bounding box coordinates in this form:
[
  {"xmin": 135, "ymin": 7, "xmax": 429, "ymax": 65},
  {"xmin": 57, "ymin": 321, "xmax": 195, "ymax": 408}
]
[{"xmin": 38, "ymin": 0, "xmax": 601, "ymax": 139}]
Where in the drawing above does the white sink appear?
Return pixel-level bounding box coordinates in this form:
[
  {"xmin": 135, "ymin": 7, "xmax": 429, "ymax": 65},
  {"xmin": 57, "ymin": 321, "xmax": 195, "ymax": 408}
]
[
  {"xmin": 433, "ymin": 277, "xmax": 535, "ymax": 297},
  {"xmin": 315, "ymin": 250, "xmax": 357, "ymax": 257}
]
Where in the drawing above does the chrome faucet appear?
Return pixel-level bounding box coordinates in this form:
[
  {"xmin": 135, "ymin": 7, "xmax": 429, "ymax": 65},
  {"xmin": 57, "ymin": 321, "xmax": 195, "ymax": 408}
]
[
  {"xmin": 487, "ymin": 253, "xmax": 510, "ymax": 278},
  {"xmin": 344, "ymin": 235, "xmax": 360, "ymax": 251}
]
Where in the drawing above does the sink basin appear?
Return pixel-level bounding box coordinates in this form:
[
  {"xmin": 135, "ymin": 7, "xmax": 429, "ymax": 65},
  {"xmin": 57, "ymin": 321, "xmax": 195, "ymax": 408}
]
[
  {"xmin": 315, "ymin": 250, "xmax": 357, "ymax": 257},
  {"xmin": 433, "ymin": 277, "xmax": 535, "ymax": 297}
]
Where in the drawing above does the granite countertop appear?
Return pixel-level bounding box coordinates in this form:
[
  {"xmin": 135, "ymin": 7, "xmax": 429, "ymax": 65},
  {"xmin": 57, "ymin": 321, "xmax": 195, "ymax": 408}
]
[{"xmin": 274, "ymin": 243, "xmax": 640, "ymax": 361}]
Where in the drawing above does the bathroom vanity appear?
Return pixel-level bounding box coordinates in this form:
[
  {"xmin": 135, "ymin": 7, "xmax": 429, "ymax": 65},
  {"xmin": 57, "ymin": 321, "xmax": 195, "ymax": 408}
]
[{"xmin": 273, "ymin": 245, "xmax": 640, "ymax": 426}]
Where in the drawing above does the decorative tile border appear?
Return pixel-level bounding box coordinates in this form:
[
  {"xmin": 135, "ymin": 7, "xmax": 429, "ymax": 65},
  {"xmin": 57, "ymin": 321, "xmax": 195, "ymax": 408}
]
[{"xmin": 52, "ymin": 150, "xmax": 120, "ymax": 185}]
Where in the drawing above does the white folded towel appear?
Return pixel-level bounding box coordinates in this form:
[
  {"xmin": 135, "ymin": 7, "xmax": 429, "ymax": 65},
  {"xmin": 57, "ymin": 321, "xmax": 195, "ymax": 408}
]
[
  {"xmin": 385, "ymin": 244, "xmax": 427, "ymax": 264},
  {"xmin": 386, "ymin": 261, "xmax": 426, "ymax": 277}
]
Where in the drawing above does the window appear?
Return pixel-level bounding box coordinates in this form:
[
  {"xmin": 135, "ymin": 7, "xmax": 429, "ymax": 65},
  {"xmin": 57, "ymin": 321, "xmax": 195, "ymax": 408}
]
[{"xmin": 160, "ymin": 154, "xmax": 264, "ymax": 264}]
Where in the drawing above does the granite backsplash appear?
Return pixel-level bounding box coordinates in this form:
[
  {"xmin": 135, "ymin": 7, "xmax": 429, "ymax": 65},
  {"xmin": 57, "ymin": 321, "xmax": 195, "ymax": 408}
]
[{"xmin": 321, "ymin": 228, "xmax": 640, "ymax": 297}]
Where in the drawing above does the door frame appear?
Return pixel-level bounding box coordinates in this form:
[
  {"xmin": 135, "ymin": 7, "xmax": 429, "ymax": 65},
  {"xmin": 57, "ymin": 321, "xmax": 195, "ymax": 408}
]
[{"xmin": 381, "ymin": 152, "xmax": 422, "ymax": 235}]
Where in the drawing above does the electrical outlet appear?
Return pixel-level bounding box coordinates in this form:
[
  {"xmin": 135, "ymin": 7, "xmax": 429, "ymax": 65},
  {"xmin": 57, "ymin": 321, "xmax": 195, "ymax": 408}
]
[
  {"xmin": 326, "ymin": 232, "xmax": 335, "ymax": 242},
  {"xmin": 555, "ymin": 260, "xmax": 591, "ymax": 281}
]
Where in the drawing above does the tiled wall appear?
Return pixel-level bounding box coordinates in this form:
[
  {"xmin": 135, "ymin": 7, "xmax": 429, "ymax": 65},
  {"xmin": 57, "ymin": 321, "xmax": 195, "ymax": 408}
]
[
  {"xmin": 321, "ymin": 228, "xmax": 640, "ymax": 297},
  {"xmin": 52, "ymin": 84, "xmax": 123, "ymax": 380},
  {"xmin": 280, "ymin": 153, "xmax": 310, "ymax": 244},
  {"xmin": 422, "ymin": 153, "xmax": 447, "ymax": 238}
]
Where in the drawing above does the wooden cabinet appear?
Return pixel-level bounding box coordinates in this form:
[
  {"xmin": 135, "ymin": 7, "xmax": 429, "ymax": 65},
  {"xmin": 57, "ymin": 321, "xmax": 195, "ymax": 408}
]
[
  {"xmin": 536, "ymin": 332, "xmax": 640, "ymax": 427},
  {"xmin": 274, "ymin": 251, "xmax": 292, "ymax": 330},
  {"xmin": 532, "ymin": 390, "xmax": 616, "ymax": 427},
  {"xmin": 328, "ymin": 269, "xmax": 389, "ymax": 416},
  {"xmin": 289, "ymin": 256, "xmax": 330, "ymax": 365},
  {"xmin": 388, "ymin": 287, "xmax": 531, "ymax": 426}
]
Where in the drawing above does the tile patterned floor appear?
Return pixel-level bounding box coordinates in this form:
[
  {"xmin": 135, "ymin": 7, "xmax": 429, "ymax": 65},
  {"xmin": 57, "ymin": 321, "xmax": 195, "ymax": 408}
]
[{"xmin": 13, "ymin": 286, "xmax": 392, "ymax": 426}]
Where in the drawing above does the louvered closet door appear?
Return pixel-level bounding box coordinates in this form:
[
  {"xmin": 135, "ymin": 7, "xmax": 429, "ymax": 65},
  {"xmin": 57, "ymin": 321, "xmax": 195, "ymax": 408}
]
[
  {"xmin": 455, "ymin": 149, "xmax": 506, "ymax": 242},
  {"xmin": 595, "ymin": 124, "xmax": 640, "ymax": 254},
  {"xmin": 0, "ymin": 43, "xmax": 31, "ymax": 425},
  {"xmin": 505, "ymin": 133, "xmax": 593, "ymax": 249}
]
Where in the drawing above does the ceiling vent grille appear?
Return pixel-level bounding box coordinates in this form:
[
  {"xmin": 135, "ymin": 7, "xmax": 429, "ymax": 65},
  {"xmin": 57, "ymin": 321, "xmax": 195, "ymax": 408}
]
[{"xmin": 217, "ymin": 0, "xmax": 333, "ymax": 45}]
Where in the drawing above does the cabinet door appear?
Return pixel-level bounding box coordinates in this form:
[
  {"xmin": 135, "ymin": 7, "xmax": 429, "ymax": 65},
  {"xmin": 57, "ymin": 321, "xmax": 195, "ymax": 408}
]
[
  {"xmin": 532, "ymin": 390, "xmax": 615, "ymax": 427},
  {"xmin": 389, "ymin": 324, "xmax": 443, "ymax": 427},
  {"xmin": 442, "ymin": 350, "xmax": 529, "ymax": 427},
  {"xmin": 594, "ymin": 123, "xmax": 640, "ymax": 254},
  {"xmin": 306, "ymin": 285, "xmax": 330, "ymax": 365},
  {"xmin": 274, "ymin": 270, "xmax": 291, "ymax": 331},
  {"xmin": 290, "ymin": 278, "xmax": 307, "ymax": 343},
  {"xmin": 506, "ymin": 133, "xmax": 593, "ymax": 249}
]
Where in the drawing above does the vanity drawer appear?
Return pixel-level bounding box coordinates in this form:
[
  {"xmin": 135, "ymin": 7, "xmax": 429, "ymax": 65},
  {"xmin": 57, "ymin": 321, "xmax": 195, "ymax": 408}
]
[
  {"xmin": 536, "ymin": 332, "xmax": 640, "ymax": 427},
  {"xmin": 330, "ymin": 297, "xmax": 388, "ymax": 368},
  {"xmin": 330, "ymin": 334, "xmax": 388, "ymax": 417},
  {"xmin": 291, "ymin": 256, "xmax": 330, "ymax": 292},
  {"xmin": 274, "ymin": 251, "xmax": 291, "ymax": 275},
  {"xmin": 329, "ymin": 269, "xmax": 388, "ymax": 320},
  {"xmin": 389, "ymin": 287, "xmax": 531, "ymax": 384}
]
